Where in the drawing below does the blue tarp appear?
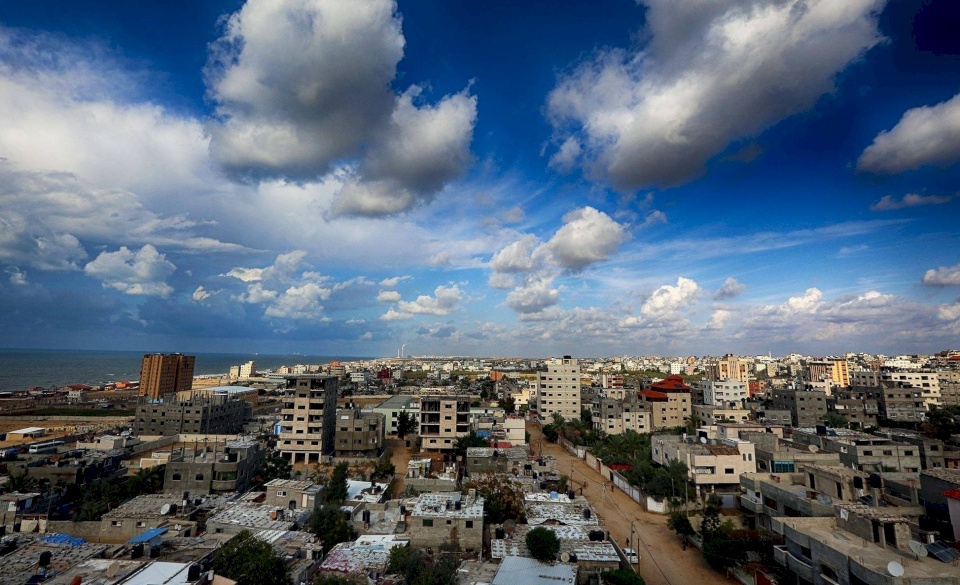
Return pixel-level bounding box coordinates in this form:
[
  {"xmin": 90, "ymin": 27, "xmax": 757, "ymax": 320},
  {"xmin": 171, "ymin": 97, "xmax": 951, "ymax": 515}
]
[
  {"xmin": 128, "ymin": 527, "xmax": 169, "ymax": 543},
  {"xmin": 41, "ymin": 533, "xmax": 86, "ymax": 546},
  {"xmin": 476, "ymin": 430, "xmax": 491, "ymax": 438}
]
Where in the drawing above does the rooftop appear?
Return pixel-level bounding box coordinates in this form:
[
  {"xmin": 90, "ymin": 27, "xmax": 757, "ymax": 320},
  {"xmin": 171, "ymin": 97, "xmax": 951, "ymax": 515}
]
[
  {"xmin": 491, "ymin": 556, "xmax": 576, "ymax": 585},
  {"xmin": 318, "ymin": 535, "xmax": 408, "ymax": 574},
  {"xmin": 921, "ymin": 468, "xmax": 960, "ymax": 483},
  {"xmin": 491, "ymin": 525, "xmax": 618, "ymax": 562},
  {"xmin": 264, "ymin": 478, "xmax": 322, "ymax": 492},
  {"xmin": 412, "ymin": 492, "xmax": 484, "ymax": 519},
  {"xmin": 103, "ymin": 494, "xmax": 189, "ymax": 519},
  {"xmin": 207, "ymin": 502, "xmax": 311, "ymax": 530}
]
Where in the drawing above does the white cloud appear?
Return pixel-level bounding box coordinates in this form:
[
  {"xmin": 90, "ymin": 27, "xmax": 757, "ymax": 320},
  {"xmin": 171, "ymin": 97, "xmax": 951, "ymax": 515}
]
[
  {"xmin": 379, "ymin": 275, "xmax": 410, "ymax": 287},
  {"xmin": 939, "ymin": 300, "xmax": 960, "ymax": 322},
  {"xmin": 707, "ymin": 309, "xmax": 732, "ymax": 329},
  {"xmin": 225, "ymin": 250, "xmax": 307, "ymax": 282},
  {"xmin": 506, "ymin": 276, "xmax": 560, "ymax": 314},
  {"xmin": 192, "ymin": 286, "xmax": 212, "ymax": 302},
  {"xmin": 5, "ymin": 267, "xmax": 27, "ymax": 286},
  {"xmin": 377, "ymin": 290, "xmax": 402, "ymax": 302},
  {"xmin": 83, "ymin": 244, "xmax": 176, "ymax": 298},
  {"xmin": 489, "ymin": 235, "xmax": 541, "ymax": 273},
  {"xmin": 542, "ymin": 207, "xmax": 627, "ymax": 270},
  {"xmin": 923, "ymin": 264, "xmax": 960, "ymax": 287},
  {"xmin": 546, "ymin": 0, "xmax": 885, "ymax": 189},
  {"xmin": 641, "ymin": 277, "xmax": 700, "ymax": 318},
  {"xmin": 487, "ymin": 272, "xmax": 517, "ymax": 290},
  {"xmin": 239, "ymin": 283, "xmax": 278, "ymax": 304},
  {"xmin": 858, "ymin": 92, "xmax": 960, "ymax": 174},
  {"xmin": 870, "ymin": 193, "xmax": 953, "ymax": 211},
  {"xmin": 714, "ymin": 277, "xmax": 746, "ymax": 300},
  {"xmin": 639, "ymin": 210, "xmax": 667, "ymax": 229},
  {"xmin": 396, "ymin": 284, "xmax": 463, "ymax": 316},
  {"xmin": 501, "ymin": 205, "xmax": 525, "ymax": 224},
  {"xmin": 207, "ymin": 0, "xmax": 477, "ymax": 216},
  {"xmin": 380, "ymin": 308, "xmax": 411, "ymax": 321},
  {"xmin": 784, "ymin": 287, "xmax": 823, "ymax": 313},
  {"xmin": 264, "ymin": 282, "xmax": 331, "ymax": 321}
]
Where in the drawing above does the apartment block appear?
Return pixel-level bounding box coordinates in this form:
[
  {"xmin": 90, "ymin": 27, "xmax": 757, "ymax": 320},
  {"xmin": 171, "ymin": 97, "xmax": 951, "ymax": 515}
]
[
  {"xmin": 639, "ymin": 375, "xmax": 692, "ymax": 430},
  {"xmin": 937, "ymin": 370, "xmax": 960, "ymax": 406},
  {"xmin": 703, "ymin": 378, "xmax": 748, "ymax": 408},
  {"xmin": 409, "ymin": 491, "xmax": 484, "ymax": 552},
  {"xmin": 277, "ymin": 375, "xmax": 338, "ymax": 464},
  {"xmin": 769, "ymin": 387, "xmax": 828, "ymax": 427},
  {"xmin": 134, "ymin": 395, "xmax": 248, "ymax": 436},
  {"xmin": 852, "ymin": 370, "xmax": 942, "ymax": 409},
  {"xmin": 536, "ymin": 356, "xmax": 581, "ymax": 421},
  {"xmin": 652, "ymin": 435, "xmax": 756, "ymax": 496},
  {"xmin": 333, "ymin": 407, "xmax": 385, "ymax": 458},
  {"xmin": 163, "ymin": 438, "xmax": 264, "ymax": 495},
  {"xmin": 705, "ymin": 354, "xmax": 751, "ymax": 383},
  {"xmin": 419, "ymin": 395, "xmax": 470, "ymax": 452},
  {"xmin": 790, "ymin": 428, "xmax": 922, "ymax": 473},
  {"xmin": 139, "ymin": 353, "xmax": 195, "ymax": 399},
  {"xmin": 590, "ymin": 395, "xmax": 651, "ymax": 435},
  {"xmin": 829, "ymin": 386, "xmax": 880, "ymax": 429}
]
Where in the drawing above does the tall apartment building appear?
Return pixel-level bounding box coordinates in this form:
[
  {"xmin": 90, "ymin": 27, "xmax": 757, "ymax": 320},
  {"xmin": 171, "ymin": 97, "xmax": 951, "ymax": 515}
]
[
  {"xmin": 239, "ymin": 361, "xmax": 257, "ymax": 378},
  {"xmin": 852, "ymin": 370, "xmax": 941, "ymax": 408},
  {"xmin": 829, "ymin": 386, "xmax": 880, "ymax": 429},
  {"xmin": 535, "ymin": 356, "xmax": 581, "ymax": 421},
  {"xmin": 419, "ymin": 395, "xmax": 470, "ymax": 452},
  {"xmin": 639, "ymin": 375, "xmax": 692, "ymax": 430},
  {"xmin": 134, "ymin": 395, "xmax": 248, "ymax": 435},
  {"xmin": 937, "ymin": 370, "xmax": 960, "ymax": 406},
  {"xmin": 590, "ymin": 395, "xmax": 651, "ymax": 435},
  {"xmin": 703, "ymin": 379, "xmax": 747, "ymax": 408},
  {"xmin": 139, "ymin": 353, "xmax": 195, "ymax": 399},
  {"xmin": 807, "ymin": 359, "xmax": 850, "ymax": 388},
  {"xmin": 769, "ymin": 387, "xmax": 828, "ymax": 428},
  {"xmin": 705, "ymin": 354, "xmax": 751, "ymax": 383},
  {"xmin": 333, "ymin": 407, "xmax": 385, "ymax": 458},
  {"xmin": 277, "ymin": 375, "xmax": 338, "ymax": 464}
]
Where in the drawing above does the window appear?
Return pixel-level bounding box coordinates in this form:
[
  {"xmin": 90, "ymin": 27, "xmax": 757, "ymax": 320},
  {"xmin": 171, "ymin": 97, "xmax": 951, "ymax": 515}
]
[
  {"xmin": 724, "ymin": 468, "xmax": 735, "ymax": 474},
  {"xmin": 172, "ymin": 473, "xmax": 182, "ymax": 480},
  {"xmin": 111, "ymin": 520, "xmax": 122, "ymax": 527},
  {"xmin": 422, "ymin": 519, "xmax": 434, "ymax": 527},
  {"xmin": 137, "ymin": 521, "xmax": 146, "ymax": 527},
  {"xmin": 466, "ymin": 521, "xmax": 474, "ymax": 528},
  {"xmin": 195, "ymin": 474, "xmax": 204, "ymax": 481},
  {"xmin": 277, "ymin": 490, "xmax": 287, "ymax": 497}
]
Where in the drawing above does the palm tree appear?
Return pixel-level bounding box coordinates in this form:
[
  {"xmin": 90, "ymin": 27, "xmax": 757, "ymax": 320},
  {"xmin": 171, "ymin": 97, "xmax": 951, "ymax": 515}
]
[{"xmin": 2, "ymin": 469, "xmax": 37, "ymax": 494}]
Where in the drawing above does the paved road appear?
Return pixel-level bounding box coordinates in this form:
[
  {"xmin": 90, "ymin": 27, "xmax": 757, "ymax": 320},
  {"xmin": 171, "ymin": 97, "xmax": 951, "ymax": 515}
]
[{"xmin": 527, "ymin": 421, "xmax": 728, "ymax": 585}]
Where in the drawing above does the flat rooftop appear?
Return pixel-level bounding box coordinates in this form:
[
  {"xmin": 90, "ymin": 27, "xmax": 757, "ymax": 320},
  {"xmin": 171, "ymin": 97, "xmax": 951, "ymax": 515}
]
[
  {"xmin": 412, "ymin": 492, "xmax": 484, "ymax": 519},
  {"xmin": 207, "ymin": 502, "xmax": 310, "ymax": 530}
]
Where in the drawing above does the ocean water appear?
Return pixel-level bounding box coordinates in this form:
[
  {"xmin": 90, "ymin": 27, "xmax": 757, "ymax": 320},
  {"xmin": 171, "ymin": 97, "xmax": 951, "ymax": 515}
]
[{"xmin": 0, "ymin": 349, "xmax": 373, "ymax": 392}]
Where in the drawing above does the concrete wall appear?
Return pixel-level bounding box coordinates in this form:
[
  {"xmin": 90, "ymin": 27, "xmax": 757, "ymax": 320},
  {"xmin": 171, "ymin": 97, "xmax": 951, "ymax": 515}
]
[{"xmin": 408, "ymin": 515, "xmax": 482, "ymax": 552}]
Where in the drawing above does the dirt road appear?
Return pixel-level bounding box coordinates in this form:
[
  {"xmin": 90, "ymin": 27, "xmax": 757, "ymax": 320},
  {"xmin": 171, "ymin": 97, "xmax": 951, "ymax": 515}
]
[{"xmin": 527, "ymin": 421, "xmax": 727, "ymax": 585}]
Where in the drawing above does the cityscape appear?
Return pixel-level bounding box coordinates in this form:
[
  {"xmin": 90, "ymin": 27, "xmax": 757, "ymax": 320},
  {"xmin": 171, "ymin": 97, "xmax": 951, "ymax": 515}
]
[{"xmin": 1, "ymin": 1, "xmax": 960, "ymax": 585}]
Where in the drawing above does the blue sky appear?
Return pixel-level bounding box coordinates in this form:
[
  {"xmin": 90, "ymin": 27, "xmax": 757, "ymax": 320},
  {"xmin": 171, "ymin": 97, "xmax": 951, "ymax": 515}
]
[{"xmin": 1, "ymin": 0, "xmax": 959, "ymax": 358}]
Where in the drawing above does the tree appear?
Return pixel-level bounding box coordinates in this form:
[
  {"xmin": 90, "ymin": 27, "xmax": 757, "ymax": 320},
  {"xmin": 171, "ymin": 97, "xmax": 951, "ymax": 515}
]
[
  {"xmin": 211, "ymin": 530, "xmax": 289, "ymax": 585},
  {"xmin": 580, "ymin": 408, "xmax": 593, "ymax": 426},
  {"xmin": 823, "ymin": 412, "xmax": 847, "ymax": 429},
  {"xmin": 309, "ymin": 503, "xmax": 357, "ymax": 554},
  {"xmin": 453, "ymin": 431, "xmax": 489, "ymax": 456},
  {"xmin": 385, "ymin": 546, "xmax": 458, "ymax": 585},
  {"xmin": 667, "ymin": 512, "xmax": 694, "ymax": 537},
  {"xmin": 526, "ymin": 527, "xmax": 560, "ymax": 562},
  {"xmin": 315, "ymin": 574, "xmax": 364, "ymax": 585},
  {"xmin": 699, "ymin": 504, "xmax": 721, "ymax": 541},
  {"xmin": 1, "ymin": 469, "xmax": 37, "ymax": 494},
  {"xmin": 254, "ymin": 452, "xmax": 292, "ymax": 488},
  {"xmin": 600, "ymin": 569, "xmax": 645, "ymax": 585},
  {"xmin": 397, "ymin": 411, "xmax": 416, "ymax": 438},
  {"xmin": 325, "ymin": 462, "xmax": 350, "ymax": 504},
  {"xmin": 501, "ymin": 393, "xmax": 516, "ymax": 415},
  {"xmin": 465, "ymin": 473, "xmax": 526, "ymax": 524}
]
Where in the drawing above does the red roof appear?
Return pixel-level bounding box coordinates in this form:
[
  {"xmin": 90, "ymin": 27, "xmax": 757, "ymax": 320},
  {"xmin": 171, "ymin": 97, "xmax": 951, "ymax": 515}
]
[
  {"xmin": 493, "ymin": 441, "xmax": 513, "ymax": 448},
  {"xmin": 650, "ymin": 375, "xmax": 692, "ymax": 392},
  {"xmin": 638, "ymin": 389, "xmax": 668, "ymax": 401},
  {"xmin": 943, "ymin": 489, "xmax": 960, "ymax": 501}
]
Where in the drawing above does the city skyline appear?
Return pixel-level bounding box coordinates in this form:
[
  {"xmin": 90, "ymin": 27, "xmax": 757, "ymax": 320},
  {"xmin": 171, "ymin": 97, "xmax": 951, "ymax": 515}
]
[{"xmin": 0, "ymin": 0, "xmax": 959, "ymax": 357}]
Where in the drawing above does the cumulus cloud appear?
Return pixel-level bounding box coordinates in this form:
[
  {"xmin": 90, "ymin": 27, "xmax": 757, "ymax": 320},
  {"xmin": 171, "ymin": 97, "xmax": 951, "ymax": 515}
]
[
  {"xmin": 264, "ymin": 282, "xmax": 331, "ymax": 321},
  {"xmin": 641, "ymin": 277, "xmax": 700, "ymax": 318},
  {"xmin": 707, "ymin": 309, "xmax": 732, "ymax": 329},
  {"xmin": 379, "ymin": 275, "xmax": 410, "ymax": 287},
  {"xmin": 83, "ymin": 244, "xmax": 176, "ymax": 298},
  {"xmin": 224, "ymin": 250, "xmax": 307, "ymax": 282},
  {"xmin": 506, "ymin": 276, "xmax": 560, "ymax": 314},
  {"xmin": 192, "ymin": 286, "xmax": 212, "ymax": 302},
  {"xmin": 870, "ymin": 193, "xmax": 953, "ymax": 211},
  {"xmin": 541, "ymin": 207, "xmax": 626, "ymax": 270},
  {"xmin": 397, "ymin": 285, "xmax": 462, "ymax": 316},
  {"xmin": 206, "ymin": 0, "xmax": 477, "ymax": 216},
  {"xmin": 923, "ymin": 264, "xmax": 960, "ymax": 287},
  {"xmin": 5, "ymin": 267, "xmax": 27, "ymax": 286},
  {"xmin": 238, "ymin": 283, "xmax": 279, "ymax": 304},
  {"xmin": 489, "ymin": 235, "xmax": 541, "ymax": 273},
  {"xmin": 858, "ymin": 92, "xmax": 960, "ymax": 174},
  {"xmin": 487, "ymin": 272, "xmax": 517, "ymax": 290},
  {"xmin": 546, "ymin": 0, "xmax": 885, "ymax": 189},
  {"xmin": 940, "ymin": 300, "xmax": 960, "ymax": 322},
  {"xmin": 714, "ymin": 277, "xmax": 746, "ymax": 300},
  {"xmin": 784, "ymin": 287, "xmax": 823, "ymax": 313},
  {"xmin": 377, "ymin": 290, "xmax": 402, "ymax": 302}
]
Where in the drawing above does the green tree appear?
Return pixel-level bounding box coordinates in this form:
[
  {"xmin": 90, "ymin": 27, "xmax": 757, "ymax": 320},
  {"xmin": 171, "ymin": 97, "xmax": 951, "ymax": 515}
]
[
  {"xmin": 580, "ymin": 408, "xmax": 593, "ymax": 426},
  {"xmin": 699, "ymin": 505, "xmax": 721, "ymax": 541},
  {"xmin": 325, "ymin": 462, "xmax": 350, "ymax": 504},
  {"xmin": 454, "ymin": 431, "xmax": 489, "ymax": 456},
  {"xmin": 465, "ymin": 473, "xmax": 526, "ymax": 524},
  {"xmin": 823, "ymin": 412, "xmax": 848, "ymax": 429},
  {"xmin": 667, "ymin": 512, "xmax": 694, "ymax": 537},
  {"xmin": 314, "ymin": 573, "xmax": 364, "ymax": 585},
  {"xmin": 1, "ymin": 469, "xmax": 37, "ymax": 494},
  {"xmin": 526, "ymin": 527, "xmax": 560, "ymax": 562},
  {"xmin": 600, "ymin": 569, "xmax": 645, "ymax": 585},
  {"xmin": 397, "ymin": 411, "xmax": 416, "ymax": 438},
  {"xmin": 309, "ymin": 503, "xmax": 357, "ymax": 553},
  {"xmin": 254, "ymin": 452, "xmax": 292, "ymax": 488},
  {"xmin": 212, "ymin": 530, "xmax": 289, "ymax": 585},
  {"xmin": 385, "ymin": 546, "xmax": 458, "ymax": 585},
  {"xmin": 501, "ymin": 393, "xmax": 516, "ymax": 414}
]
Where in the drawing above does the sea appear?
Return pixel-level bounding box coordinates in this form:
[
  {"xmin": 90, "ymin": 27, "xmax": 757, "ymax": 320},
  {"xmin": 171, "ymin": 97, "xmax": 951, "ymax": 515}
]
[{"xmin": 0, "ymin": 349, "xmax": 374, "ymax": 392}]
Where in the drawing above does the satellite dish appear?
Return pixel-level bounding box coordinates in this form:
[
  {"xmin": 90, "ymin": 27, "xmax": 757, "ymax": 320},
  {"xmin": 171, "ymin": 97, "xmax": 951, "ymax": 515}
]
[
  {"xmin": 559, "ymin": 552, "xmax": 571, "ymax": 562},
  {"xmin": 816, "ymin": 493, "xmax": 832, "ymax": 505},
  {"xmin": 909, "ymin": 540, "xmax": 927, "ymax": 558},
  {"xmin": 699, "ymin": 437, "xmax": 707, "ymax": 444},
  {"xmin": 160, "ymin": 504, "xmax": 171, "ymax": 515},
  {"xmin": 809, "ymin": 445, "xmax": 819, "ymax": 453},
  {"xmin": 886, "ymin": 561, "xmax": 904, "ymax": 577}
]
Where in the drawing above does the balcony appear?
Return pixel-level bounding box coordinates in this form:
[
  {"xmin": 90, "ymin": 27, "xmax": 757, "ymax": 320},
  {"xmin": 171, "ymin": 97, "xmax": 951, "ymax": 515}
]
[
  {"xmin": 740, "ymin": 495, "xmax": 763, "ymax": 514},
  {"xmin": 773, "ymin": 545, "xmax": 788, "ymax": 567}
]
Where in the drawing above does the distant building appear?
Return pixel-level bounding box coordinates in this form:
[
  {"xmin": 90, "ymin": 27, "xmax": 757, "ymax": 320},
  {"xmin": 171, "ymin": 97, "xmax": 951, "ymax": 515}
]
[
  {"xmin": 536, "ymin": 356, "xmax": 581, "ymax": 421},
  {"xmin": 705, "ymin": 354, "xmax": 751, "ymax": 383},
  {"xmin": 140, "ymin": 353, "xmax": 195, "ymax": 399},
  {"xmin": 703, "ymin": 378, "xmax": 747, "ymax": 408},
  {"xmin": 163, "ymin": 438, "xmax": 265, "ymax": 495},
  {"xmin": 239, "ymin": 360, "xmax": 257, "ymax": 378},
  {"xmin": 419, "ymin": 395, "xmax": 470, "ymax": 452},
  {"xmin": 372, "ymin": 394, "xmax": 420, "ymax": 435},
  {"xmin": 590, "ymin": 394, "xmax": 651, "ymax": 435},
  {"xmin": 134, "ymin": 395, "xmax": 248, "ymax": 436},
  {"xmin": 409, "ymin": 491, "xmax": 484, "ymax": 552},
  {"xmin": 640, "ymin": 375, "xmax": 692, "ymax": 430},
  {"xmin": 770, "ymin": 387, "xmax": 828, "ymax": 427},
  {"xmin": 277, "ymin": 375, "xmax": 338, "ymax": 464},
  {"xmin": 333, "ymin": 407, "xmax": 385, "ymax": 458}
]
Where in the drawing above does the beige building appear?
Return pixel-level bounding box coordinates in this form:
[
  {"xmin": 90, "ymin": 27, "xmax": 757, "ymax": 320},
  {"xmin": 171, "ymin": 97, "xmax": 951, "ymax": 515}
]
[
  {"xmin": 703, "ymin": 378, "xmax": 747, "ymax": 408},
  {"xmin": 536, "ymin": 356, "xmax": 581, "ymax": 421},
  {"xmin": 419, "ymin": 395, "xmax": 470, "ymax": 452},
  {"xmin": 639, "ymin": 376, "xmax": 692, "ymax": 430},
  {"xmin": 591, "ymin": 395, "xmax": 651, "ymax": 435},
  {"xmin": 333, "ymin": 407, "xmax": 385, "ymax": 458},
  {"xmin": 705, "ymin": 354, "xmax": 751, "ymax": 383},
  {"xmin": 939, "ymin": 370, "xmax": 960, "ymax": 406},
  {"xmin": 139, "ymin": 353, "xmax": 195, "ymax": 399},
  {"xmin": 652, "ymin": 435, "xmax": 756, "ymax": 495},
  {"xmin": 852, "ymin": 370, "xmax": 941, "ymax": 408},
  {"xmin": 409, "ymin": 491, "xmax": 484, "ymax": 553},
  {"xmin": 277, "ymin": 375, "xmax": 339, "ymax": 464}
]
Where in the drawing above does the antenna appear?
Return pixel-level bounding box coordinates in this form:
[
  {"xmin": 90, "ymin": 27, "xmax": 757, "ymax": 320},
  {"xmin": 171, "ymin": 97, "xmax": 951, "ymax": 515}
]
[
  {"xmin": 886, "ymin": 561, "xmax": 904, "ymax": 577},
  {"xmin": 909, "ymin": 540, "xmax": 927, "ymax": 558}
]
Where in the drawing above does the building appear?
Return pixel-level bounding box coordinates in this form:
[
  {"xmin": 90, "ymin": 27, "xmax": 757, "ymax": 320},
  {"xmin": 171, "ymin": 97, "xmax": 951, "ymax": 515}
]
[
  {"xmin": 140, "ymin": 354, "xmax": 195, "ymax": 399},
  {"xmin": 770, "ymin": 387, "xmax": 828, "ymax": 427},
  {"xmin": 134, "ymin": 395, "xmax": 249, "ymax": 436},
  {"xmin": 372, "ymin": 395, "xmax": 420, "ymax": 435},
  {"xmin": 277, "ymin": 375, "xmax": 338, "ymax": 464},
  {"xmin": 239, "ymin": 360, "xmax": 257, "ymax": 378},
  {"xmin": 491, "ymin": 557, "xmax": 577, "ymax": 585},
  {"xmin": 333, "ymin": 407, "xmax": 385, "ymax": 458},
  {"xmin": 829, "ymin": 386, "xmax": 880, "ymax": 429},
  {"xmin": 590, "ymin": 395, "xmax": 651, "ymax": 435},
  {"xmin": 465, "ymin": 446, "xmax": 529, "ymax": 476},
  {"xmin": 262, "ymin": 479, "xmax": 323, "ymax": 510},
  {"xmin": 852, "ymin": 370, "xmax": 942, "ymax": 409},
  {"xmin": 918, "ymin": 468, "xmax": 960, "ymax": 541},
  {"xmin": 790, "ymin": 428, "xmax": 922, "ymax": 473},
  {"xmin": 163, "ymin": 438, "xmax": 264, "ymax": 495},
  {"xmin": 206, "ymin": 501, "xmax": 312, "ymax": 535},
  {"xmin": 639, "ymin": 376, "xmax": 692, "ymax": 431},
  {"xmin": 101, "ymin": 494, "xmax": 198, "ymax": 543},
  {"xmin": 409, "ymin": 491, "xmax": 484, "ymax": 552},
  {"xmin": 652, "ymin": 435, "xmax": 756, "ymax": 497},
  {"xmin": 318, "ymin": 535, "xmax": 409, "ymax": 579},
  {"xmin": 536, "ymin": 356, "xmax": 581, "ymax": 421},
  {"xmin": 705, "ymin": 354, "xmax": 751, "ymax": 383},
  {"xmin": 419, "ymin": 395, "xmax": 470, "ymax": 452},
  {"xmin": 939, "ymin": 370, "xmax": 960, "ymax": 406},
  {"xmin": 703, "ymin": 379, "xmax": 748, "ymax": 408}
]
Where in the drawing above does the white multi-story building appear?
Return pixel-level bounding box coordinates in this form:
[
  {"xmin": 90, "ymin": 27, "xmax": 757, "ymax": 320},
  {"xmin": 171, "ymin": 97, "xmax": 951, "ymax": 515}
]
[
  {"xmin": 703, "ymin": 379, "xmax": 748, "ymax": 408},
  {"xmin": 239, "ymin": 360, "xmax": 257, "ymax": 378},
  {"xmin": 536, "ymin": 356, "xmax": 581, "ymax": 421}
]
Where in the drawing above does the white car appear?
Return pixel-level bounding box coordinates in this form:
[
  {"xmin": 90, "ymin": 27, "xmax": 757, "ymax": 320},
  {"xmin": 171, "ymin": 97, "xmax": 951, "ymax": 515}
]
[{"xmin": 624, "ymin": 548, "xmax": 639, "ymax": 564}]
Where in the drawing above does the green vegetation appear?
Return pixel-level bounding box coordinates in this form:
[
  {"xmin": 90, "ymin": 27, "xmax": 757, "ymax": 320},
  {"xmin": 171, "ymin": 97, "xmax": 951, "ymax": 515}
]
[
  {"xmin": 591, "ymin": 430, "xmax": 689, "ymax": 501},
  {"xmin": 525, "ymin": 526, "xmax": 561, "ymax": 562},
  {"xmin": 453, "ymin": 430, "xmax": 489, "ymax": 455},
  {"xmin": 212, "ymin": 530, "xmax": 289, "ymax": 585},
  {"xmin": 72, "ymin": 465, "xmax": 166, "ymax": 521},
  {"xmin": 543, "ymin": 413, "xmax": 602, "ymax": 447},
  {"xmin": 698, "ymin": 504, "xmax": 747, "ymax": 570},
  {"xmin": 397, "ymin": 411, "xmax": 416, "ymax": 438},
  {"xmin": 822, "ymin": 412, "xmax": 848, "ymax": 429},
  {"xmin": 0, "ymin": 469, "xmax": 37, "ymax": 494},
  {"xmin": 600, "ymin": 569, "xmax": 645, "ymax": 585},
  {"xmin": 465, "ymin": 473, "xmax": 526, "ymax": 524},
  {"xmin": 325, "ymin": 462, "xmax": 350, "ymax": 504},
  {"xmin": 252, "ymin": 451, "xmax": 292, "ymax": 488},
  {"xmin": 309, "ymin": 461, "xmax": 356, "ymax": 554},
  {"xmin": 501, "ymin": 393, "xmax": 516, "ymax": 414},
  {"xmin": 924, "ymin": 405, "xmax": 960, "ymax": 441},
  {"xmin": 667, "ymin": 511, "xmax": 694, "ymax": 537},
  {"xmin": 385, "ymin": 545, "xmax": 458, "ymax": 585}
]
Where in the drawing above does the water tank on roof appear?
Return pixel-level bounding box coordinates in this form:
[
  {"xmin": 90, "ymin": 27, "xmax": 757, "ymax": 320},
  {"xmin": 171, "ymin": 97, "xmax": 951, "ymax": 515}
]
[
  {"xmin": 495, "ymin": 527, "xmax": 505, "ymax": 539},
  {"xmin": 187, "ymin": 564, "xmax": 202, "ymax": 582},
  {"xmin": 550, "ymin": 491, "xmax": 558, "ymax": 500},
  {"xmin": 583, "ymin": 509, "xmax": 591, "ymax": 519}
]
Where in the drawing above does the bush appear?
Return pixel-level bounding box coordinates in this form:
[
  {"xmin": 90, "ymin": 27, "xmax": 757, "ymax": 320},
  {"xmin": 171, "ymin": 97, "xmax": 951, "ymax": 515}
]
[
  {"xmin": 526, "ymin": 527, "xmax": 560, "ymax": 562},
  {"xmin": 667, "ymin": 512, "xmax": 694, "ymax": 536},
  {"xmin": 600, "ymin": 569, "xmax": 645, "ymax": 585}
]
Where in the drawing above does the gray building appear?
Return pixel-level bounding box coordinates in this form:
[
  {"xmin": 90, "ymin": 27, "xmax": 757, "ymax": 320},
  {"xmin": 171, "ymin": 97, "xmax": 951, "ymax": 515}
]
[
  {"xmin": 134, "ymin": 395, "xmax": 249, "ymax": 436},
  {"xmin": 277, "ymin": 375, "xmax": 338, "ymax": 464},
  {"xmin": 769, "ymin": 387, "xmax": 828, "ymax": 427},
  {"xmin": 790, "ymin": 428, "xmax": 922, "ymax": 473},
  {"xmin": 163, "ymin": 438, "xmax": 265, "ymax": 495},
  {"xmin": 919, "ymin": 468, "xmax": 960, "ymax": 540},
  {"xmin": 333, "ymin": 407, "xmax": 385, "ymax": 458},
  {"xmin": 409, "ymin": 491, "xmax": 484, "ymax": 553}
]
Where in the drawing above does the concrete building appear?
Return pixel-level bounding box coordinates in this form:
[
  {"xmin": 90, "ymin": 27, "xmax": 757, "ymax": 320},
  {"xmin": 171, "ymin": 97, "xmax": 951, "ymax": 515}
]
[
  {"xmin": 101, "ymin": 494, "xmax": 198, "ymax": 543},
  {"xmin": 206, "ymin": 501, "xmax": 312, "ymax": 535},
  {"xmin": 239, "ymin": 360, "xmax": 257, "ymax": 378},
  {"xmin": 705, "ymin": 354, "xmax": 751, "ymax": 383},
  {"xmin": 703, "ymin": 379, "xmax": 747, "ymax": 408},
  {"xmin": 770, "ymin": 387, "xmax": 828, "ymax": 427},
  {"xmin": 692, "ymin": 404, "xmax": 752, "ymax": 426},
  {"xmin": 652, "ymin": 435, "xmax": 756, "ymax": 496},
  {"xmin": 464, "ymin": 446, "xmax": 529, "ymax": 476},
  {"xmin": 918, "ymin": 469, "xmax": 960, "ymax": 541},
  {"xmin": 536, "ymin": 356, "xmax": 582, "ymax": 421},
  {"xmin": 318, "ymin": 535, "xmax": 409, "ymax": 579},
  {"xmin": 163, "ymin": 438, "xmax": 264, "ymax": 495},
  {"xmin": 639, "ymin": 376, "xmax": 692, "ymax": 430},
  {"xmin": 139, "ymin": 354, "xmax": 195, "ymax": 399},
  {"xmin": 277, "ymin": 375, "xmax": 338, "ymax": 464},
  {"xmin": 372, "ymin": 394, "xmax": 420, "ymax": 435},
  {"xmin": 263, "ymin": 479, "xmax": 322, "ymax": 510},
  {"xmin": 773, "ymin": 507, "xmax": 960, "ymax": 585},
  {"xmin": 742, "ymin": 431, "xmax": 841, "ymax": 474},
  {"xmin": 419, "ymin": 395, "xmax": 470, "ymax": 452},
  {"xmin": 852, "ymin": 369, "xmax": 942, "ymax": 409},
  {"xmin": 939, "ymin": 370, "xmax": 960, "ymax": 406},
  {"xmin": 791, "ymin": 428, "xmax": 922, "ymax": 473},
  {"xmin": 409, "ymin": 491, "xmax": 484, "ymax": 553},
  {"xmin": 333, "ymin": 407, "xmax": 385, "ymax": 458},
  {"xmin": 590, "ymin": 395, "xmax": 651, "ymax": 435},
  {"xmin": 134, "ymin": 395, "xmax": 249, "ymax": 436},
  {"xmin": 871, "ymin": 430, "xmax": 946, "ymax": 470},
  {"xmin": 829, "ymin": 386, "xmax": 880, "ymax": 429}
]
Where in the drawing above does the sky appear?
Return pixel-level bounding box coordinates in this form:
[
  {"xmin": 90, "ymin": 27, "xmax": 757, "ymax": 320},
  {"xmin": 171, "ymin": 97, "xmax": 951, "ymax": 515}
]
[{"xmin": 1, "ymin": 0, "xmax": 959, "ymax": 358}]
